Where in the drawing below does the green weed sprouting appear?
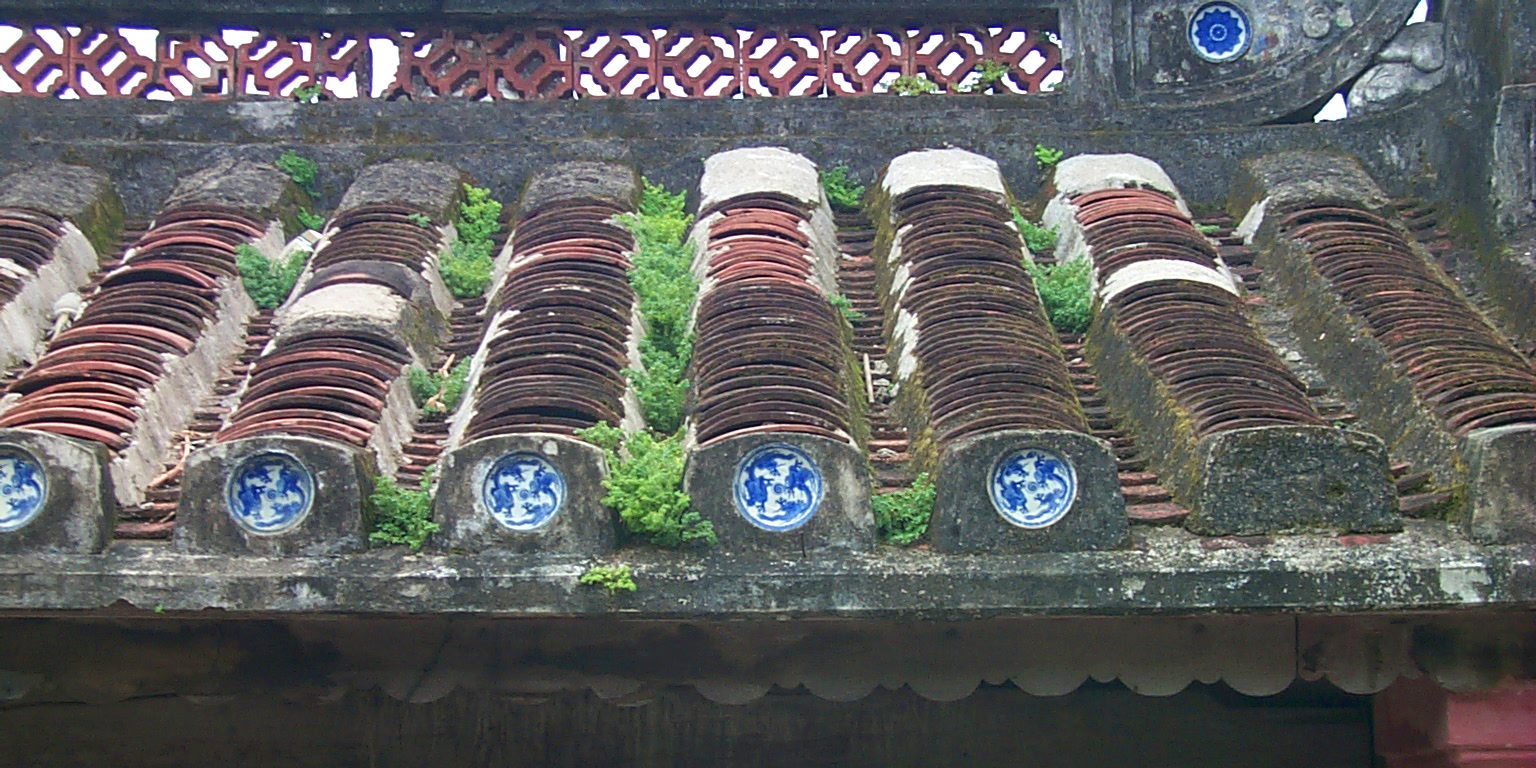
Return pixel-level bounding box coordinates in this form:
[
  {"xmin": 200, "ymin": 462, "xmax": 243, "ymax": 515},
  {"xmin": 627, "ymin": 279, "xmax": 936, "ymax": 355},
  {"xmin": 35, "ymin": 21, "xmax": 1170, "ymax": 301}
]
[
  {"xmin": 828, "ymin": 293, "xmax": 864, "ymax": 323},
  {"xmin": 614, "ymin": 178, "xmax": 698, "ymax": 436},
  {"xmin": 292, "ymin": 82, "xmax": 323, "ymax": 104},
  {"xmin": 577, "ymin": 423, "xmax": 716, "ymax": 548},
  {"xmin": 1025, "ymin": 256, "xmax": 1093, "ymax": 335},
  {"xmin": 367, "ymin": 469, "xmax": 440, "ymax": 550},
  {"xmin": 1033, "ymin": 144, "xmax": 1065, "ymax": 170},
  {"xmin": 295, "ymin": 207, "xmax": 325, "ymax": 231},
  {"xmin": 235, "ymin": 243, "xmax": 308, "ymax": 310},
  {"xmin": 958, "ymin": 59, "xmax": 1011, "ymax": 93},
  {"xmin": 579, "ymin": 564, "xmax": 638, "ymax": 594},
  {"xmin": 1011, "ymin": 207, "xmax": 1059, "ymax": 257},
  {"xmin": 820, "ymin": 166, "xmax": 866, "ymax": 211},
  {"xmin": 437, "ymin": 184, "xmax": 503, "ymax": 298},
  {"xmin": 407, "ymin": 358, "xmax": 472, "ymax": 415},
  {"xmin": 1197, "ymin": 222, "xmax": 1221, "ymax": 235},
  {"xmin": 407, "ymin": 212, "xmax": 433, "ymax": 228},
  {"xmin": 276, "ymin": 150, "xmax": 318, "ymax": 196},
  {"xmin": 890, "ymin": 73, "xmax": 940, "ymax": 95},
  {"xmin": 873, "ymin": 472, "xmax": 936, "ymax": 545}
]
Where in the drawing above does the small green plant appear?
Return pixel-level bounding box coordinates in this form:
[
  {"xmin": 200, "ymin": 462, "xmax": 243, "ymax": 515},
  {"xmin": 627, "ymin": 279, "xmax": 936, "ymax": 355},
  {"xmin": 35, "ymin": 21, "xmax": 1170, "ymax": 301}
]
[
  {"xmin": 1033, "ymin": 144, "xmax": 1065, "ymax": 170},
  {"xmin": 958, "ymin": 59, "xmax": 1011, "ymax": 94},
  {"xmin": 1197, "ymin": 222, "xmax": 1221, "ymax": 235},
  {"xmin": 577, "ymin": 423, "xmax": 715, "ymax": 548},
  {"xmin": 407, "ymin": 212, "xmax": 433, "ymax": 228},
  {"xmin": 1011, "ymin": 207, "xmax": 1059, "ymax": 257},
  {"xmin": 1025, "ymin": 256, "xmax": 1093, "ymax": 334},
  {"xmin": 1044, "ymin": 80, "xmax": 1067, "ymax": 94},
  {"xmin": 295, "ymin": 207, "xmax": 325, "ymax": 231},
  {"xmin": 407, "ymin": 357, "xmax": 471, "ymax": 414},
  {"xmin": 890, "ymin": 73, "xmax": 940, "ymax": 95},
  {"xmin": 820, "ymin": 165, "xmax": 865, "ymax": 211},
  {"xmin": 276, "ymin": 150, "xmax": 318, "ymax": 196},
  {"xmin": 614, "ymin": 178, "xmax": 698, "ymax": 435},
  {"xmin": 367, "ymin": 469, "xmax": 439, "ymax": 550},
  {"xmin": 872, "ymin": 472, "xmax": 936, "ymax": 545},
  {"xmin": 292, "ymin": 81, "xmax": 323, "ymax": 104},
  {"xmin": 828, "ymin": 293, "xmax": 864, "ymax": 323},
  {"xmin": 235, "ymin": 243, "xmax": 308, "ymax": 309},
  {"xmin": 579, "ymin": 563, "xmax": 637, "ymax": 594},
  {"xmin": 437, "ymin": 184, "xmax": 503, "ymax": 299}
]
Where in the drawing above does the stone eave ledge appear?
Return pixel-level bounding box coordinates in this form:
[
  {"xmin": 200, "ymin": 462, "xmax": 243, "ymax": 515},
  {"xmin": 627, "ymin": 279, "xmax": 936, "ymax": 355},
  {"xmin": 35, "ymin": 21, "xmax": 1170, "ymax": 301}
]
[{"xmin": 0, "ymin": 520, "xmax": 1530, "ymax": 618}]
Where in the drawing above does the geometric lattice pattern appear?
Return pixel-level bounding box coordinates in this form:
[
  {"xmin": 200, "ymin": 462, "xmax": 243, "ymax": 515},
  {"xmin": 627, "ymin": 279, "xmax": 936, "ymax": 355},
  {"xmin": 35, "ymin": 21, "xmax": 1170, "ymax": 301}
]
[{"xmin": 0, "ymin": 22, "xmax": 1062, "ymax": 100}]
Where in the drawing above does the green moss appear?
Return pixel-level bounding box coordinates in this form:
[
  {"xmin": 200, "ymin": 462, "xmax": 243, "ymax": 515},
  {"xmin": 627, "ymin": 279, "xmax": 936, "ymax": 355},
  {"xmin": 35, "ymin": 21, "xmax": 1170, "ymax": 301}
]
[
  {"xmin": 1011, "ymin": 207, "xmax": 1059, "ymax": 257},
  {"xmin": 890, "ymin": 74, "xmax": 940, "ymax": 95},
  {"xmin": 1024, "ymin": 257, "xmax": 1092, "ymax": 334},
  {"xmin": 576, "ymin": 423, "xmax": 715, "ymax": 548},
  {"xmin": 957, "ymin": 59, "xmax": 1010, "ymax": 94},
  {"xmin": 276, "ymin": 150, "xmax": 318, "ymax": 196},
  {"xmin": 828, "ymin": 293, "xmax": 864, "ymax": 323},
  {"xmin": 579, "ymin": 564, "xmax": 637, "ymax": 594},
  {"xmin": 820, "ymin": 166, "xmax": 866, "ymax": 211},
  {"xmin": 614, "ymin": 178, "xmax": 698, "ymax": 436},
  {"xmin": 367, "ymin": 470, "xmax": 439, "ymax": 550},
  {"xmin": 437, "ymin": 183, "xmax": 503, "ymax": 299},
  {"xmin": 235, "ymin": 243, "xmax": 308, "ymax": 310},
  {"xmin": 407, "ymin": 358, "xmax": 471, "ymax": 415},
  {"xmin": 872, "ymin": 472, "xmax": 935, "ymax": 545},
  {"xmin": 295, "ymin": 207, "xmax": 325, "ymax": 231}
]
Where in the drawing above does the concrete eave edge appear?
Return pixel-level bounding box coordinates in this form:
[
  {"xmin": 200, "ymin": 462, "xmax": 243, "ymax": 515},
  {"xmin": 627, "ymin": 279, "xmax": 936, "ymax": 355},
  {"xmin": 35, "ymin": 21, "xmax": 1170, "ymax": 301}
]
[{"xmin": 0, "ymin": 521, "xmax": 1531, "ymax": 618}]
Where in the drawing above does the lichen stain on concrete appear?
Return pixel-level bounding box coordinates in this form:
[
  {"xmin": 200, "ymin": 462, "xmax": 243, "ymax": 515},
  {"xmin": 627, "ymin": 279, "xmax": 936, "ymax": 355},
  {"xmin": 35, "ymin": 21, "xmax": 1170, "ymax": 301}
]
[
  {"xmin": 1121, "ymin": 576, "xmax": 1146, "ymax": 599},
  {"xmin": 234, "ymin": 101, "xmax": 299, "ymax": 132},
  {"xmin": 1437, "ymin": 564, "xmax": 1492, "ymax": 603},
  {"xmin": 288, "ymin": 580, "xmax": 329, "ymax": 609}
]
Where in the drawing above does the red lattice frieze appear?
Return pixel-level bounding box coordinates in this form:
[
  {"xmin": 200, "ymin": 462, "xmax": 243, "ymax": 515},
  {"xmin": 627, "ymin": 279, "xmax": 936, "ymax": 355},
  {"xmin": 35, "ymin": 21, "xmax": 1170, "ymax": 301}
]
[
  {"xmin": 655, "ymin": 27, "xmax": 738, "ymax": 98},
  {"xmin": 0, "ymin": 19, "xmax": 1062, "ymax": 100},
  {"xmin": 826, "ymin": 27, "xmax": 904, "ymax": 95},
  {"xmin": 235, "ymin": 31, "xmax": 364, "ymax": 99},
  {"xmin": 388, "ymin": 27, "xmax": 571, "ymax": 100},
  {"xmin": 572, "ymin": 27, "xmax": 657, "ymax": 98},
  {"xmin": 0, "ymin": 25, "xmax": 156, "ymax": 97},
  {"xmin": 741, "ymin": 27, "xmax": 827, "ymax": 97}
]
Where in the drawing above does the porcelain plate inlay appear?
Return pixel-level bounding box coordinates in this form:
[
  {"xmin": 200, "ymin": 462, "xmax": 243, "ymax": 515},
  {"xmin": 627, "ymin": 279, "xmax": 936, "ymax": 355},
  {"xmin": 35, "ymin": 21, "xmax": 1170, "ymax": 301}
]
[
  {"xmin": 733, "ymin": 443, "xmax": 823, "ymax": 532},
  {"xmin": 1189, "ymin": 2, "xmax": 1252, "ymax": 62},
  {"xmin": 0, "ymin": 449, "xmax": 46, "ymax": 533},
  {"xmin": 990, "ymin": 448, "xmax": 1077, "ymax": 529},
  {"xmin": 482, "ymin": 452, "xmax": 566, "ymax": 531},
  {"xmin": 227, "ymin": 452, "xmax": 314, "ymax": 535}
]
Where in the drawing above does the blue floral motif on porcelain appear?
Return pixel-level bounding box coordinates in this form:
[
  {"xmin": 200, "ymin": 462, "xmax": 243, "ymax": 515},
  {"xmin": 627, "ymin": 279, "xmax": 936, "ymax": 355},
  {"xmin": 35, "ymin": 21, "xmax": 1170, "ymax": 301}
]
[
  {"xmin": 990, "ymin": 448, "xmax": 1077, "ymax": 529},
  {"xmin": 733, "ymin": 443, "xmax": 823, "ymax": 532},
  {"xmin": 226, "ymin": 452, "xmax": 314, "ymax": 535},
  {"xmin": 1189, "ymin": 2, "xmax": 1252, "ymax": 62},
  {"xmin": 0, "ymin": 449, "xmax": 46, "ymax": 533},
  {"xmin": 482, "ymin": 453, "xmax": 565, "ymax": 531}
]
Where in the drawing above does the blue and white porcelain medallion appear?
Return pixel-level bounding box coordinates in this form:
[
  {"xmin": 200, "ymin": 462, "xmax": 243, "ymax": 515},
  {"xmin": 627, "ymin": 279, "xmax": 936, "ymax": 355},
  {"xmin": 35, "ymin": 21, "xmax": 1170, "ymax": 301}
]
[
  {"xmin": 1189, "ymin": 2, "xmax": 1252, "ymax": 62},
  {"xmin": 733, "ymin": 443, "xmax": 823, "ymax": 532},
  {"xmin": 990, "ymin": 448, "xmax": 1077, "ymax": 529},
  {"xmin": 0, "ymin": 449, "xmax": 46, "ymax": 533},
  {"xmin": 226, "ymin": 452, "xmax": 314, "ymax": 535},
  {"xmin": 482, "ymin": 452, "xmax": 565, "ymax": 531}
]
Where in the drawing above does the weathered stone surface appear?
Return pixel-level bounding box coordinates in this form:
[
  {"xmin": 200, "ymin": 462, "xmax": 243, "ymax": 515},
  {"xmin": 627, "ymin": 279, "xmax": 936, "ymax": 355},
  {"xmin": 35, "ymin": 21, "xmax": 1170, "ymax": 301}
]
[
  {"xmin": 164, "ymin": 158, "xmax": 293, "ymax": 215},
  {"xmin": 1230, "ymin": 151, "xmax": 1392, "ymax": 228},
  {"xmin": 931, "ymin": 429, "xmax": 1126, "ymax": 553},
  {"xmin": 1348, "ymin": 61, "xmax": 1448, "ymax": 117},
  {"xmin": 336, "ymin": 159, "xmax": 463, "ymax": 224},
  {"xmin": 1492, "ymin": 84, "xmax": 1535, "ymax": 233},
  {"xmin": 519, "ymin": 160, "xmax": 639, "ymax": 211},
  {"xmin": 0, "ymin": 162, "xmax": 122, "ymax": 254},
  {"xmin": 279, "ymin": 278, "xmax": 446, "ymax": 363},
  {"xmin": 1458, "ymin": 425, "xmax": 1536, "ymax": 544},
  {"xmin": 174, "ymin": 435, "xmax": 374, "ymax": 556},
  {"xmin": 1187, "ymin": 426, "xmax": 1400, "ymax": 536},
  {"xmin": 0, "ymin": 429, "xmax": 114, "ymax": 554},
  {"xmin": 432, "ymin": 434, "xmax": 615, "ymax": 554},
  {"xmin": 684, "ymin": 433, "xmax": 873, "ymax": 556},
  {"xmin": 698, "ymin": 146, "xmax": 820, "ymax": 209}
]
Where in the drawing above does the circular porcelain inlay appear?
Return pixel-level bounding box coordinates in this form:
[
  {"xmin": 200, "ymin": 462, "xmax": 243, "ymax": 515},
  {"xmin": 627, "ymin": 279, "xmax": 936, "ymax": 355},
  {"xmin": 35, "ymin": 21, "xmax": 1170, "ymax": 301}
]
[
  {"xmin": 0, "ymin": 448, "xmax": 46, "ymax": 533},
  {"xmin": 226, "ymin": 452, "xmax": 314, "ymax": 535},
  {"xmin": 989, "ymin": 448, "xmax": 1077, "ymax": 529},
  {"xmin": 733, "ymin": 443, "xmax": 823, "ymax": 532},
  {"xmin": 482, "ymin": 452, "xmax": 565, "ymax": 531},
  {"xmin": 1189, "ymin": 2, "xmax": 1253, "ymax": 63}
]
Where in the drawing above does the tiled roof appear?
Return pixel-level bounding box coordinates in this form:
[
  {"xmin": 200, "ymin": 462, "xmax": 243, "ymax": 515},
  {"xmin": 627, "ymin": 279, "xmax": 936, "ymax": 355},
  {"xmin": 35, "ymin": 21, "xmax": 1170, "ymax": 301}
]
[{"xmin": 0, "ymin": 143, "xmax": 1532, "ymax": 616}]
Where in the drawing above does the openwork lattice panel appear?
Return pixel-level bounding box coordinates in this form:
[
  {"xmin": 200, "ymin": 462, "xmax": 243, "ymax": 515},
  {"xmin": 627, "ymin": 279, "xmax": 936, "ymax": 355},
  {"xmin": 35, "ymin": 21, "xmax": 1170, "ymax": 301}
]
[{"xmin": 0, "ymin": 19, "xmax": 1062, "ymax": 100}]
